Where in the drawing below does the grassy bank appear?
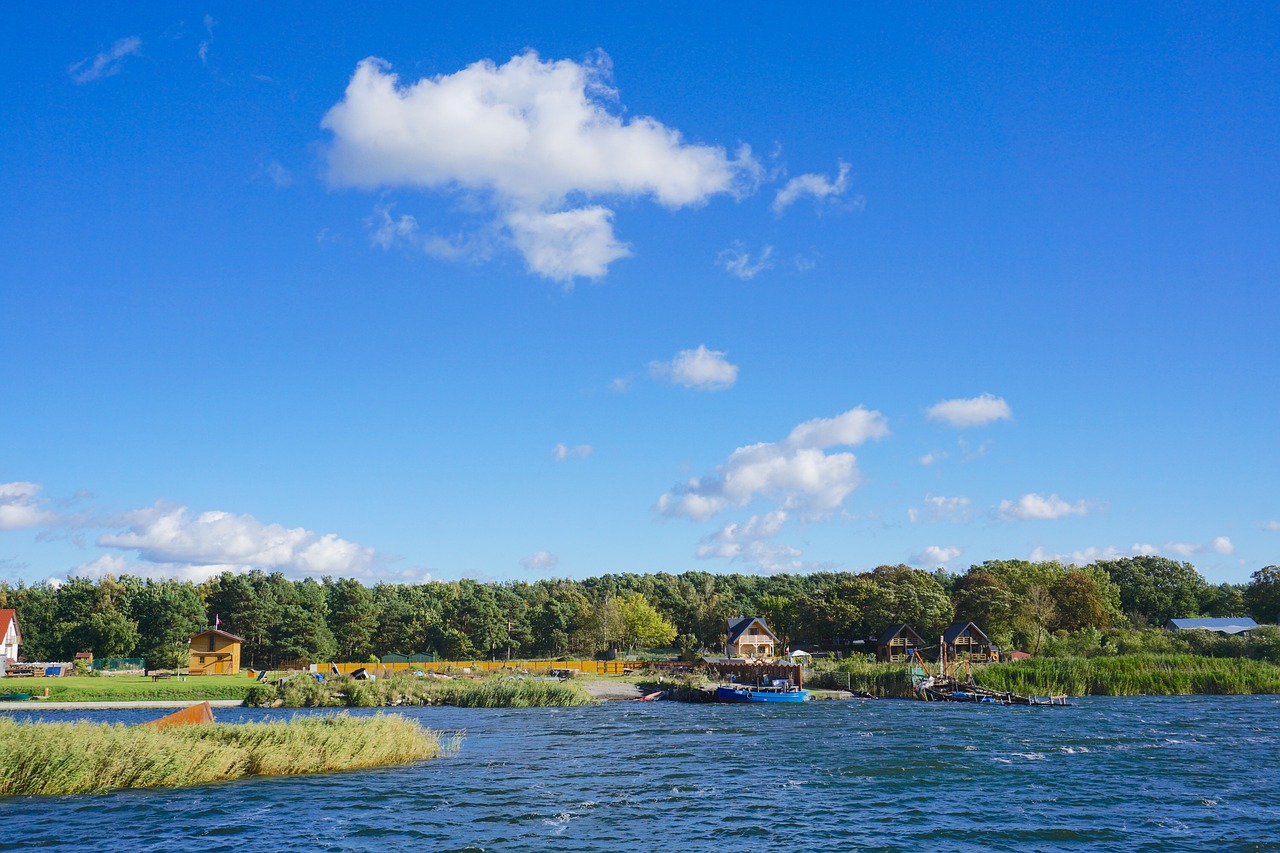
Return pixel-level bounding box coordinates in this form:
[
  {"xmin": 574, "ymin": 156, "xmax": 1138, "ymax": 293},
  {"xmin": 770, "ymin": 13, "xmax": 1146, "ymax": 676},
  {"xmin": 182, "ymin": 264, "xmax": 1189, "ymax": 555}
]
[
  {"xmin": 0, "ymin": 714, "xmax": 447, "ymax": 797},
  {"xmin": 976, "ymin": 654, "xmax": 1280, "ymax": 696},
  {"xmin": 0, "ymin": 675, "xmax": 252, "ymax": 703},
  {"xmin": 807, "ymin": 653, "xmax": 1280, "ymax": 698},
  {"xmin": 245, "ymin": 673, "xmax": 597, "ymax": 708}
]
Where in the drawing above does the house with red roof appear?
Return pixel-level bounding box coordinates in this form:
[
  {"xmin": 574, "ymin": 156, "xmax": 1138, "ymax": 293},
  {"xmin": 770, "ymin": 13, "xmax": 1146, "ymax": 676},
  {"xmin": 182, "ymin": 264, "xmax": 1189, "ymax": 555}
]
[{"xmin": 0, "ymin": 610, "xmax": 20, "ymax": 664}]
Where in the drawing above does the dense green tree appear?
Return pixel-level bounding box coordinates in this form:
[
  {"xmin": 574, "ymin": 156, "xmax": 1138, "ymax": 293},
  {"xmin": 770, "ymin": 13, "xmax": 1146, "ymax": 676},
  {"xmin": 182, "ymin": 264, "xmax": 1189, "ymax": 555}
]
[
  {"xmin": 1245, "ymin": 566, "xmax": 1280, "ymax": 624},
  {"xmin": 325, "ymin": 577, "xmax": 378, "ymax": 661},
  {"xmin": 126, "ymin": 580, "xmax": 206, "ymax": 669},
  {"xmin": 1095, "ymin": 556, "xmax": 1207, "ymax": 625},
  {"xmin": 1050, "ymin": 571, "xmax": 1111, "ymax": 632},
  {"xmin": 618, "ymin": 592, "xmax": 677, "ymax": 650}
]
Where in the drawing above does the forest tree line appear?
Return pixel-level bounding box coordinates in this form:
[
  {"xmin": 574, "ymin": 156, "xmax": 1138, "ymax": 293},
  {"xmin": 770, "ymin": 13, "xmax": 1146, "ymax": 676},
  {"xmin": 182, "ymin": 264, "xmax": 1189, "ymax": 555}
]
[{"xmin": 2, "ymin": 558, "xmax": 1279, "ymax": 669}]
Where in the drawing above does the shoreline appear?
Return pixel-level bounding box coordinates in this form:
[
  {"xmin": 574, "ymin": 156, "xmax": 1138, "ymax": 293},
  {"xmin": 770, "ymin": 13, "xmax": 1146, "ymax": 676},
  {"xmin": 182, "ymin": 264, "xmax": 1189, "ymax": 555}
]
[{"xmin": 0, "ymin": 699, "xmax": 247, "ymax": 711}]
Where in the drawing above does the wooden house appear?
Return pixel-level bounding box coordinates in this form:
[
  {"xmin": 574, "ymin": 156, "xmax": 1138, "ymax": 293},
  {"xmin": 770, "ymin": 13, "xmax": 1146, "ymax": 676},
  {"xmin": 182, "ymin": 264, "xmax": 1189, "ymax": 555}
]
[
  {"xmin": 188, "ymin": 628, "xmax": 243, "ymax": 675},
  {"xmin": 0, "ymin": 609, "xmax": 20, "ymax": 665},
  {"xmin": 725, "ymin": 616, "xmax": 779, "ymax": 659},
  {"xmin": 874, "ymin": 624, "xmax": 924, "ymax": 662},
  {"xmin": 943, "ymin": 622, "xmax": 997, "ymax": 662}
]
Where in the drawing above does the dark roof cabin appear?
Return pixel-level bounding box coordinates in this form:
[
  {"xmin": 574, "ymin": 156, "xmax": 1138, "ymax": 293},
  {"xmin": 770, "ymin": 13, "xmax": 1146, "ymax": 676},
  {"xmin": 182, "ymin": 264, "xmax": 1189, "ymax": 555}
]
[
  {"xmin": 874, "ymin": 624, "xmax": 924, "ymax": 662},
  {"xmin": 943, "ymin": 622, "xmax": 996, "ymax": 662},
  {"xmin": 725, "ymin": 616, "xmax": 779, "ymax": 659}
]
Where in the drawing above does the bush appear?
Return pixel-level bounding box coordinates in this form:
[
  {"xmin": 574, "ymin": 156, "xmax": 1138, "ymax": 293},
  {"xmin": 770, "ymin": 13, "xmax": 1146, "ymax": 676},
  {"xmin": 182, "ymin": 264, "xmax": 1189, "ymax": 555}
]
[{"xmin": 242, "ymin": 684, "xmax": 279, "ymax": 708}]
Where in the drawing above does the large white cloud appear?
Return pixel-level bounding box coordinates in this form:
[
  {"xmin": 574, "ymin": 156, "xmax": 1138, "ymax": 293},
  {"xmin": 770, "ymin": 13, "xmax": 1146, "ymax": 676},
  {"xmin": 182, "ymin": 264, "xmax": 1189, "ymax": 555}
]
[
  {"xmin": 0, "ymin": 482, "xmax": 55, "ymax": 530},
  {"xmin": 658, "ymin": 407, "xmax": 889, "ymax": 521},
  {"xmin": 95, "ymin": 502, "xmax": 379, "ymax": 580},
  {"xmin": 649, "ymin": 345, "xmax": 739, "ymax": 390},
  {"xmin": 998, "ymin": 493, "xmax": 1088, "ymax": 521},
  {"xmin": 1028, "ymin": 543, "xmax": 1161, "ymax": 565},
  {"xmin": 926, "ymin": 393, "xmax": 1012, "ymax": 427},
  {"xmin": 323, "ymin": 51, "xmax": 756, "ymax": 282}
]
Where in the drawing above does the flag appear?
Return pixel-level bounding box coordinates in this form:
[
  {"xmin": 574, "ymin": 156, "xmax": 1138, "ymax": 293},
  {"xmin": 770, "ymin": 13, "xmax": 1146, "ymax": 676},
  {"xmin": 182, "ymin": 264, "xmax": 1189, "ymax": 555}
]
[{"xmin": 215, "ymin": 614, "xmax": 221, "ymax": 629}]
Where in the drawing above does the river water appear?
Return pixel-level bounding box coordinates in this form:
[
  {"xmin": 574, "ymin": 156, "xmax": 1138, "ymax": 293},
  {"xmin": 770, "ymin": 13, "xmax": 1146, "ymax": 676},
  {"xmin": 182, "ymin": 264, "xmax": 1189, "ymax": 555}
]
[{"xmin": 2, "ymin": 695, "xmax": 1278, "ymax": 852}]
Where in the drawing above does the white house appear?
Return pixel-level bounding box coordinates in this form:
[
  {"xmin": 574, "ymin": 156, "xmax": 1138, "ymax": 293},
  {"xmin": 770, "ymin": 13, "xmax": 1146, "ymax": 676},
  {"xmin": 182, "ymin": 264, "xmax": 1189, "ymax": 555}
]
[{"xmin": 0, "ymin": 609, "xmax": 20, "ymax": 664}]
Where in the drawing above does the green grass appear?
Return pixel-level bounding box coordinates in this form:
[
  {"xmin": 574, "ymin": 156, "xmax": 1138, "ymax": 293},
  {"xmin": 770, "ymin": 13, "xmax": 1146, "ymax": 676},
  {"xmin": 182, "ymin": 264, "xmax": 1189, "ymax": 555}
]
[
  {"xmin": 0, "ymin": 713, "xmax": 448, "ymax": 797},
  {"xmin": 976, "ymin": 654, "xmax": 1280, "ymax": 696},
  {"xmin": 0, "ymin": 675, "xmax": 254, "ymax": 702},
  {"xmin": 245, "ymin": 673, "xmax": 598, "ymax": 708}
]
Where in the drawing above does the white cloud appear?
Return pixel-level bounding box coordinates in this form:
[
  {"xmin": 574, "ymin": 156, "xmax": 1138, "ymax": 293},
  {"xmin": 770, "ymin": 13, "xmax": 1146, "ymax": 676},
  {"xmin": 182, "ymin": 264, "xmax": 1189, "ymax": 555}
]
[
  {"xmin": 998, "ymin": 493, "xmax": 1088, "ymax": 521},
  {"xmin": 1212, "ymin": 536, "xmax": 1235, "ymax": 555},
  {"xmin": 695, "ymin": 509, "xmax": 799, "ymax": 566},
  {"xmin": 908, "ymin": 495, "xmax": 971, "ymax": 524},
  {"xmin": 507, "ymin": 207, "xmax": 630, "ymax": 281},
  {"xmin": 95, "ymin": 502, "xmax": 379, "ymax": 580},
  {"xmin": 553, "ymin": 443, "xmax": 593, "ymax": 461},
  {"xmin": 69, "ymin": 37, "xmax": 142, "ymax": 84},
  {"xmin": 1261, "ymin": 520, "xmax": 1280, "ymax": 532},
  {"xmin": 0, "ymin": 482, "xmax": 55, "ymax": 530},
  {"xmin": 772, "ymin": 160, "xmax": 853, "ymax": 214},
  {"xmin": 926, "ymin": 393, "xmax": 1013, "ymax": 428},
  {"xmin": 718, "ymin": 242, "xmax": 774, "ymax": 280},
  {"xmin": 199, "ymin": 15, "xmax": 215, "ymax": 65},
  {"xmin": 649, "ymin": 345, "xmax": 739, "ymax": 390},
  {"xmin": 918, "ymin": 451, "xmax": 948, "ymax": 466},
  {"xmin": 911, "ymin": 545, "xmax": 961, "ymax": 567},
  {"xmin": 658, "ymin": 407, "xmax": 889, "ymax": 521},
  {"xmin": 1028, "ymin": 543, "xmax": 1161, "ymax": 565},
  {"xmin": 1164, "ymin": 542, "xmax": 1203, "ymax": 557},
  {"xmin": 322, "ymin": 51, "xmax": 756, "ymax": 282},
  {"xmin": 521, "ymin": 550, "xmax": 559, "ymax": 571}
]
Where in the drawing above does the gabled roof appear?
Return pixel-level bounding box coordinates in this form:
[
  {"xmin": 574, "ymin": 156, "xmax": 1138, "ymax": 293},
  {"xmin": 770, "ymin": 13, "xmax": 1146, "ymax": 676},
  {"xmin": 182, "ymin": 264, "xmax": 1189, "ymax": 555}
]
[
  {"xmin": 190, "ymin": 628, "xmax": 245, "ymax": 643},
  {"xmin": 0, "ymin": 609, "xmax": 19, "ymax": 643},
  {"xmin": 875, "ymin": 624, "xmax": 923, "ymax": 646},
  {"xmin": 943, "ymin": 622, "xmax": 991, "ymax": 645},
  {"xmin": 1166, "ymin": 617, "xmax": 1260, "ymax": 635},
  {"xmin": 726, "ymin": 616, "xmax": 778, "ymax": 645}
]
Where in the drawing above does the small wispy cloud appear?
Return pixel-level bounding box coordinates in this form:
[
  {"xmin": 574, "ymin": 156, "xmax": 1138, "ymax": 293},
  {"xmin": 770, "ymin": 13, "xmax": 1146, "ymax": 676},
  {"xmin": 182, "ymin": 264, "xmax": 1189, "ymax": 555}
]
[
  {"xmin": 649, "ymin": 345, "xmax": 739, "ymax": 391},
  {"xmin": 1212, "ymin": 536, "xmax": 1235, "ymax": 555},
  {"xmin": 772, "ymin": 160, "xmax": 854, "ymax": 214},
  {"xmin": 998, "ymin": 493, "xmax": 1088, "ymax": 521},
  {"xmin": 911, "ymin": 544, "xmax": 960, "ymax": 567},
  {"xmin": 521, "ymin": 550, "xmax": 559, "ymax": 571},
  {"xmin": 0, "ymin": 482, "xmax": 57, "ymax": 530},
  {"xmin": 907, "ymin": 495, "xmax": 971, "ymax": 524},
  {"xmin": 1029, "ymin": 543, "xmax": 1161, "ymax": 565},
  {"xmin": 918, "ymin": 451, "xmax": 948, "ymax": 466},
  {"xmin": 927, "ymin": 393, "xmax": 1012, "ymax": 428},
  {"xmin": 552, "ymin": 443, "xmax": 593, "ymax": 462},
  {"xmin": 718, "ymin": 242, "xmax": 774, "ymax": 280},
  {"xmin": 198, "ymin": 14, "xmax": 216, "ymax": 65},
  {"xmin": 1261, "ymin": 520, "xmax": 1280, "ymax": 532},
  {"xmin": 69, "ymin": 37, "xmax": 142, "ymax": 84}
]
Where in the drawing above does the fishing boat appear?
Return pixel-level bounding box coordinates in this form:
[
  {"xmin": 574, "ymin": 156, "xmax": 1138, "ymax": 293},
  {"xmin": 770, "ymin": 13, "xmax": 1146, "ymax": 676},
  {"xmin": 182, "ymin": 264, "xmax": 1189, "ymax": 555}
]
[
  {"xmin": 0, "ymin": 693, "xmax": 31, "ymax": 702},
  {"xmin": 715, "ymin": 676, "xmax": 809, "ymax": 703},
  {"xmin": 909, "ymin": 644, "xmax": 1069, "ymax": 707}
]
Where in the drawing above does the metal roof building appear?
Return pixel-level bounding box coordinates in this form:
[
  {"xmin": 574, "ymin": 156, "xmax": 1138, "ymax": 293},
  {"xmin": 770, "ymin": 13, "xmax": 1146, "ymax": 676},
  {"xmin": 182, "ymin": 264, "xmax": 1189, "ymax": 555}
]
[{"xmin": 1165, "ymin": 617, "xmax": 1260, "ymax": 635}]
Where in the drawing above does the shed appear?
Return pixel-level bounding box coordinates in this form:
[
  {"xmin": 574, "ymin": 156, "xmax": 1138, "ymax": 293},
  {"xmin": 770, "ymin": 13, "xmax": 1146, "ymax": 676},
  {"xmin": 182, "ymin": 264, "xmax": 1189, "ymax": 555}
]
[
  {"xmin": 188, "ymin": 628, "xmax": 243, "ymax": 675},
  {"xmin": 407, "ymin": 652, "xmax": 438, "ymax": 663},
  {"xmin": 1165, "ymin": 617, "xmax": 1260, "ymax": 636},
  {"xmin": 381, "ymin": 653, "xmax": 410, "ymax": 664},
  {"xmin": 0, "ymin": 609, "xmax": 21, "ymax": 665},
  {"xmin": 874, "ymin": 624, "xmax": 924, "ymax": 662},
  {"xmin": 725, "ymin": 616, "xmax": 779, "ymax": 659},
  {"xmin": 943, "ymin": 622, "xmax": 997, "ymax": 662}
]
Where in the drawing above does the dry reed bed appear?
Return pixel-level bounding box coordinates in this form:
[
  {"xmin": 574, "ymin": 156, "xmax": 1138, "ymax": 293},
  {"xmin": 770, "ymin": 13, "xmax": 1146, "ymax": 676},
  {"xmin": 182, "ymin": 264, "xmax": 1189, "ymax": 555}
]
[{"xmin": 0, "ymin": 713, "xmax": 447, "ymax": 797}]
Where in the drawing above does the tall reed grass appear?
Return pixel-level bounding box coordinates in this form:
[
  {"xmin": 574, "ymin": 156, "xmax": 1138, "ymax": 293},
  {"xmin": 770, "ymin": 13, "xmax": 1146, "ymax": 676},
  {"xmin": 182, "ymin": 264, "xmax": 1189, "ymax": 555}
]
[
  {"xmin": 0, "ymin": 714, "xmax": 447, "ymax": 797},
  {"xmin": 246, "ymin": 673, "xmax": 596, "ymax": 708},
  {"xmin": 976, "ymin": 654, "xmax": 1280, "ymax": 696}
]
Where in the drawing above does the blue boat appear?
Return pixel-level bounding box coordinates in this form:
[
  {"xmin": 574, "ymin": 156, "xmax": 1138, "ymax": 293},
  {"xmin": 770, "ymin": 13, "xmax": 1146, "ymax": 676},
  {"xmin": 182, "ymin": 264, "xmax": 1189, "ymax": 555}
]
[{"xmin": 715, "ymin": 679, "xmax": 809, "ymax": 703}]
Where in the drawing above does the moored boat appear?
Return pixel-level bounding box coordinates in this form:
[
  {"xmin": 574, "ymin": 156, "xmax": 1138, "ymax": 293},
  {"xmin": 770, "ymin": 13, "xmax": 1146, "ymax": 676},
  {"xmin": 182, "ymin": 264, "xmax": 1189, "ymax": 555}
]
[{"xmin": 715, "ymin": 678, "xmax": 809, "ymax": 703}]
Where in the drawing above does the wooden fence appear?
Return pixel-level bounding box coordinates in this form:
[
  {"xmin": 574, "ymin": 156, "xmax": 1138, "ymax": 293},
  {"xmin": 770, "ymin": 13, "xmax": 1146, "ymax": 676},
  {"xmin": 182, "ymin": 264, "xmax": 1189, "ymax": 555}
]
[{"xmin": 318, "ymin": 659, "xmax": 634, "ymax": 678}]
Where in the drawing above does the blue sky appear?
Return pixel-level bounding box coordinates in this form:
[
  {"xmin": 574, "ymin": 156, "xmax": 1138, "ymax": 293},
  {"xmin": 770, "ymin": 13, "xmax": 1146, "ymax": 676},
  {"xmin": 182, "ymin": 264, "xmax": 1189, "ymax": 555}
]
[{"xmin": 2, "ymin": 5, "xmax": 1277, "ymax": 586}]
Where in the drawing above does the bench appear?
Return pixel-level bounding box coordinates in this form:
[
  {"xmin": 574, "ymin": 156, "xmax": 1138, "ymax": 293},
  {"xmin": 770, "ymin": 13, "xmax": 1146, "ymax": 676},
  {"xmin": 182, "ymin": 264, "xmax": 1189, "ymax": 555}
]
[{"xmin": 150, "ymin": 672, "xmax": 173, "ymax": 682}]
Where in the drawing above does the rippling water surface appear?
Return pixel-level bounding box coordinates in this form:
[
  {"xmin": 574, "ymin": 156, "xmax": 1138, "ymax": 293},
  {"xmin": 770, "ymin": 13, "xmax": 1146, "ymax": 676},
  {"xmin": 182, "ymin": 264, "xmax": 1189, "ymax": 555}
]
[{"xmin": 3, "ymin": 695, "xmax": 1279, "ymax": 852}]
